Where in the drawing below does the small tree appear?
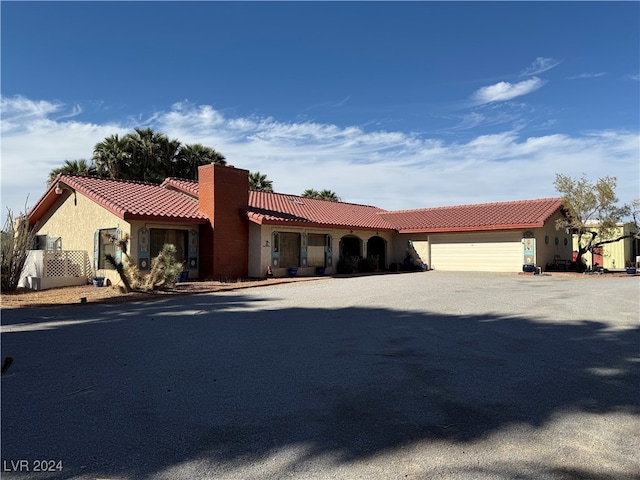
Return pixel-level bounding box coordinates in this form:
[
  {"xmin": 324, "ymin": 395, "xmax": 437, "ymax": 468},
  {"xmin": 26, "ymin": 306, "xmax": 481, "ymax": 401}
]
[
  {"xmin": 103, "ymin": 232, "xmax": 132, "ymax": 293},
  {"xmin": 1, "ymin": 207, "xmax": 37, "ymax": 292},
  {"xmin": 554, "ymin": 174, "xmax": 631, "ymax": 270}
]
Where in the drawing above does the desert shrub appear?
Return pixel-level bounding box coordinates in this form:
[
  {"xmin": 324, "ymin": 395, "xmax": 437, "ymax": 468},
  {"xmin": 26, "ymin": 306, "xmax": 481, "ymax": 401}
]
[
  {"xmin": 138, "ymin": 244, "xmax": 182, "ymax": 291},
  {"xmin": 1, "ymin": 208, "xmax": 36, "ymax": 293}
]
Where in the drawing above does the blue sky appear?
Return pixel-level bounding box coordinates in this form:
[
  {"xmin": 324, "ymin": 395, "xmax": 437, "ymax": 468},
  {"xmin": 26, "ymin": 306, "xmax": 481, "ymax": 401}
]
[{"xmin": 2, "ymin": 1, "xmax": 639, "ymax": 224}]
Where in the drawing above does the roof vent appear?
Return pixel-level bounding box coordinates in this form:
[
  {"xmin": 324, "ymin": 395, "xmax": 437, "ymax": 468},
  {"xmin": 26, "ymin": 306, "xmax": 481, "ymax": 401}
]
[{"xmin": 288, "ymin": 199, "xmax": 305, "ymax": 206}]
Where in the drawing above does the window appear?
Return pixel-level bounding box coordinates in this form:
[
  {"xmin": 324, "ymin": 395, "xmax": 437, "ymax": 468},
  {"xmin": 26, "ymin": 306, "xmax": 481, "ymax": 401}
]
[
  {"xmin": 278, "ymin": 232, "xmax": 300, "ymax": 268},
  {"xmin": 98, "ymin": 228, "xmax": 118, "ymax": 269},
  {"xmin": 34, "ymin": 235, "xmax": 61, "ymax": 251},
  {"xmin": 150, "ymin": 229, "xmax": 188, "ymax": 264},
  {"xmin": 308, "ymin": 234, "xmax": 327, "ymax": 267},
  {"xmin": 271, "ymin": 232, "xmax": 332, "ymax": 268}
]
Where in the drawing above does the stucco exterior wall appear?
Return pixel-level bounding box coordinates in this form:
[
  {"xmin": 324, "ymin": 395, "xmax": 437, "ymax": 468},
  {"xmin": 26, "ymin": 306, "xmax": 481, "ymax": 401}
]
[
  {"xmin": 34, "ymin": 190, "xmax": 130, "ymax": 286},
  {"xmin": 34, "ymin": 191, "xmax": 202, "ymax": 287},
  {"xmin": 248, "ymin": 225, "xmax": 395, "ymax": 278},
  {"xmin": 248, "ymin": 222, "xmax": 265, "ymax": 278},
  {"xmin": 390, "ymin": 234, "xmax": 429, "ymax": 267},
  {"xmin": 536, "ymin": 211, "xmax": 573, "ymax": 269}
]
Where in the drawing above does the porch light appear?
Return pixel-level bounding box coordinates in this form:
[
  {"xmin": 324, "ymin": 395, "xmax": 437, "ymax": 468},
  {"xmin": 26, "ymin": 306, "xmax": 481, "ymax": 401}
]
[{"xmin": 54, "ymin": 183, "xmax": 77, "ymax": 205}]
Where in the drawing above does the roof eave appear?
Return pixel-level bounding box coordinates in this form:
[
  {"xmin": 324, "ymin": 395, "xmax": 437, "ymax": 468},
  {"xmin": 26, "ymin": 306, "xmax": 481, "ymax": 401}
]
[
  {"xmin": 397, "ymin": 223, "xmax": 546, "ymax": 234},
  {"xmin": 123, "ymin": 213, "xmax": 209, "ymax": 224},
  {"xmin": 248, "ymin": 216, "xmax": 395, "ymax": 232}
]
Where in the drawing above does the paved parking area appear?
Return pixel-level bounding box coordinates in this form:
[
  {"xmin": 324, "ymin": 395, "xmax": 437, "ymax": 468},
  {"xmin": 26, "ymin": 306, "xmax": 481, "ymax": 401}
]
[{"xmin": 1, "ymin": 272, "xmax": 639, "ymax": 479}]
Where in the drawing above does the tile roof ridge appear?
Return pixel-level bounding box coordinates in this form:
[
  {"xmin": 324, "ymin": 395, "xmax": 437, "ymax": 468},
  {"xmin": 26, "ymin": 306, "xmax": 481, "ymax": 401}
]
[
  {"xmin": 163, "ymin": 176, "xmax": 197, "ymax": 184},
  {"xmin": 253, "ymin": 190, "xmax": 384, "ymax": 209},
  {"xmin": 59, "ymin": 174, "xmax": 161, "ymax": 187},
  {"xmin": 385, "ymin": 197, "xmax": 563, "ymax": 214}
]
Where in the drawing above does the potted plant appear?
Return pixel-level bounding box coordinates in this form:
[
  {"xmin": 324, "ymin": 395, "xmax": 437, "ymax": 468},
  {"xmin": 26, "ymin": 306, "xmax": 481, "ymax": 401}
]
[
  {"xmin": 625, "ymin": 261, "xmax": 637, "ymax": 275},
  {"xmin": 287, "ymin": 267, "xmax": 298, "ymax": 277},
  {"xmin": 92, "ymin": 276, "xmax": 105, "ymax": 287}
]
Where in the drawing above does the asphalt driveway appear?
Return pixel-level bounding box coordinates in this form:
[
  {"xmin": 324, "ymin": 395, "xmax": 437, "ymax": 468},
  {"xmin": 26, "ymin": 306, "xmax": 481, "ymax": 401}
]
[{"xmin": 1, "ymin": 272, "xmax": 639, "ymax": 479}]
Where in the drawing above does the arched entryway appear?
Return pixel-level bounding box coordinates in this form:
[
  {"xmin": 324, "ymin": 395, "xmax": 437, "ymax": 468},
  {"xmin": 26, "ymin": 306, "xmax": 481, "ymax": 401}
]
[
  {"xmin": 367, "ymin": 236, "xmax": 386, "ymax": 270},
  {"xmin": 340, "ymin": 235, "xmax": 362, "ymax": 259}
]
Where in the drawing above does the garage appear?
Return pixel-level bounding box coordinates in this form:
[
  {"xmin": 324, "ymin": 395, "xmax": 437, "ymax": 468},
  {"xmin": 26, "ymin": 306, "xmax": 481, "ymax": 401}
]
[{"xmin": 429, "ymin": 231, "xmax": 523, "ymax": 272}]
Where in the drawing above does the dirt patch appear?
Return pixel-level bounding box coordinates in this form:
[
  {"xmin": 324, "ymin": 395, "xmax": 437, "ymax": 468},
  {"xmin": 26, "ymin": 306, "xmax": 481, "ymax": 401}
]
[{"xmin": 0, "ymin": 276, "xmax": 328, "ymax": 309}]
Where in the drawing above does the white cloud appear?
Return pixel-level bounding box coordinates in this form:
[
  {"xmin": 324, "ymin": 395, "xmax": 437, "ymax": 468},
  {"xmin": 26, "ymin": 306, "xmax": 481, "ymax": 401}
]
[
  {"xmin": 1, "ymin": 96, "xmax": 638, "ymax": 227},
  {"xmin": 520, "ymin": 57, "xmax": 562, "ymax": 77},
  {"xmin": 472, "ymin": 77, "xmax": 545, "ymax": 105},
  {"xmin": 567, "ymin": 72, "xmax": 607, "ymax": 80}
]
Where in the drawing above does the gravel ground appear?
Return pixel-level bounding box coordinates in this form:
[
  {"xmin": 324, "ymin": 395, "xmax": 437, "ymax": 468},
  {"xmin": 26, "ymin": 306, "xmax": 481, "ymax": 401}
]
[{"xmin": 1, "ymin": 271, "xmax": 639, "ymax": 480}]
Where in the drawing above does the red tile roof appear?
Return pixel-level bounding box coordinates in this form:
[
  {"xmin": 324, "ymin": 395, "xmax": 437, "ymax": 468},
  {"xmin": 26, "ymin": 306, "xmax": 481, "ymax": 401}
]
[
  {"xmin": 379, "ymin": 198, "xmax": 565, "ymax": 233},
  {"xmin": 160, "ymin": 177, "xmax": 199, "ymax": 198},
  {"xmin": 247, "ymin": 191, "xmax": 396, "ymax": 231},
  {"xmin": 29, "ymin": 174, "xmax": 565, "ymax": 233},
  {"xmin": 29, "ymin": 175, "xmax": 208, "ymax": 226}
]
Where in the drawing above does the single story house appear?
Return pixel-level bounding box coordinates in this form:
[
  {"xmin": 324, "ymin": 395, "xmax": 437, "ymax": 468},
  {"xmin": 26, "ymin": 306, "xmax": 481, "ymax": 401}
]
[{"xmin": 25, "ymin": 163, "xmax": 573, "ymax": 288}]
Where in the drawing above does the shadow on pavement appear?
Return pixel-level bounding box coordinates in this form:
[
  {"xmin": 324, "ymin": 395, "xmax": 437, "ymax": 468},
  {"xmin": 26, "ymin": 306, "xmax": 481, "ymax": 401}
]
[{"xmin": 1, "ymin": 292, "xmax": 638, "ymax": 479}]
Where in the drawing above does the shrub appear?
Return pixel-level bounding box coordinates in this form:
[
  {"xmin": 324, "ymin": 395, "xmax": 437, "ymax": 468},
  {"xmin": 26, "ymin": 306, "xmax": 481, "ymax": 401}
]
[
  {"xmin": 1, "ymin": 208, "xmax": 36, "ymax": 293},
  {"xmin": 358, "ymin": 256, "xmax": 378, "ymax": 272},
  {"xmin": 337, "ymin": 256, "xmax": 358, "ymax": 274},
  {"xmin": 138, "ymin": 243, "xmax": 182, "ymax": 291}
]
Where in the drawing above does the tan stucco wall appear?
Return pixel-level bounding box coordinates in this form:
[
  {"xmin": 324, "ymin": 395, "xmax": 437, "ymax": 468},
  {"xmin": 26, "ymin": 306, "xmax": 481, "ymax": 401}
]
[
  {"xmin": 536, "ymin": 211, "xmax": 573, "ymax": 269},
  {"xmin": 248, "ymin": 224, "xmax": 395, "ymax": 278},
  {"xmin": 35, "ymin": 190, "xmax": 130, "ymax": 286},
  {"xmin": 35, "ymin": 191, "xmax": 202, "ymax": 286}
]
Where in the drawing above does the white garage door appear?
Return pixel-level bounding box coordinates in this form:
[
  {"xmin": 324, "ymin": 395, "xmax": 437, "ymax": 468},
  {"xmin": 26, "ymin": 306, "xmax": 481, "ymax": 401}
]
[{"xmin": 430, "ymin": 232, "xmax": 523, "ymax": 272}]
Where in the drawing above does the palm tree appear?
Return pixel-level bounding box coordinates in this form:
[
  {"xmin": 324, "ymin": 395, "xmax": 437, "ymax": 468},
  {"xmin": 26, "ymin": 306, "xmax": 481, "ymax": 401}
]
[
  {"xmin": 92, "ymin": 128, "xmax": 227, "ymax": 183},
  {"xmin": 47, "ymin": 159, "xmax": 97, "ymax": 186},
  {"xmin": 175, "ymin": 144, "xmax": 226, "ymax": 180},
  {"xmin": 124, "ymin": 127, "xmax": 174, "ymax": 183},
  {"xmin": 249, "ymin": 172, "xmax": 274, "ymax": 192},
  {"xmin": 318, "ymin": 189, "xmax": 341, "ymax": 202},
  {"xmin": 302, "ymin": 189, "xmax": 341, "ymax": 202},
  {"xmin": 93, "ymin": 134, "xmax": 129, "ymax": 179}
]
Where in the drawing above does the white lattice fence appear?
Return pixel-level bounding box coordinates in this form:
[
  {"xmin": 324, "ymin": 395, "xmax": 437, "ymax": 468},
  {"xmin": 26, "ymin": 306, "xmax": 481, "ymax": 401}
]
[{"xmin": 43, "ymin": 251, "xmax": 89, "ymax": 278}]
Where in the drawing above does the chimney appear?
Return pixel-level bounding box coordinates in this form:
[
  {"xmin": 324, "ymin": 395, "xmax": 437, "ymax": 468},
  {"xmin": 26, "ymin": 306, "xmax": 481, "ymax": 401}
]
[{"xmin": 198, "ymin": 163, "xmax": 249, "ymax": 279}]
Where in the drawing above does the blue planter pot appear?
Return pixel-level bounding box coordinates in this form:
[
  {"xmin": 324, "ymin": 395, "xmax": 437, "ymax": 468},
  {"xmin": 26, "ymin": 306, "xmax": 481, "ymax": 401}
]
[
  {"xmin": 287, "ymin": 268, "xmax": 298, "ymax": 277},
  {"xmin": 93, "ymin": 276, "xmax": 105, "ymax": 287},
  {"xmin": 626, "ymin": 268, "xmax": 637, "ymax": 275},
  {"xmin": 315, "ymin": 267, "xmax": 326, "ymax": 276},
  {"xmin": 522, "ymin": 264, "xmax": 536, "ymax": 273}
]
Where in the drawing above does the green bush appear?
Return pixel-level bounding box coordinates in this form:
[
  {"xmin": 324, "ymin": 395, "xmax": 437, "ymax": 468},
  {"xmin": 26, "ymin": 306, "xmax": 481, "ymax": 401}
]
[
  {"xmin": 337, "ymin": 256, "xmax": 358, "ymax": 274},
  {"xmin": 358, "ymin": 256, "xmax": 378, "ymax": 272}
]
